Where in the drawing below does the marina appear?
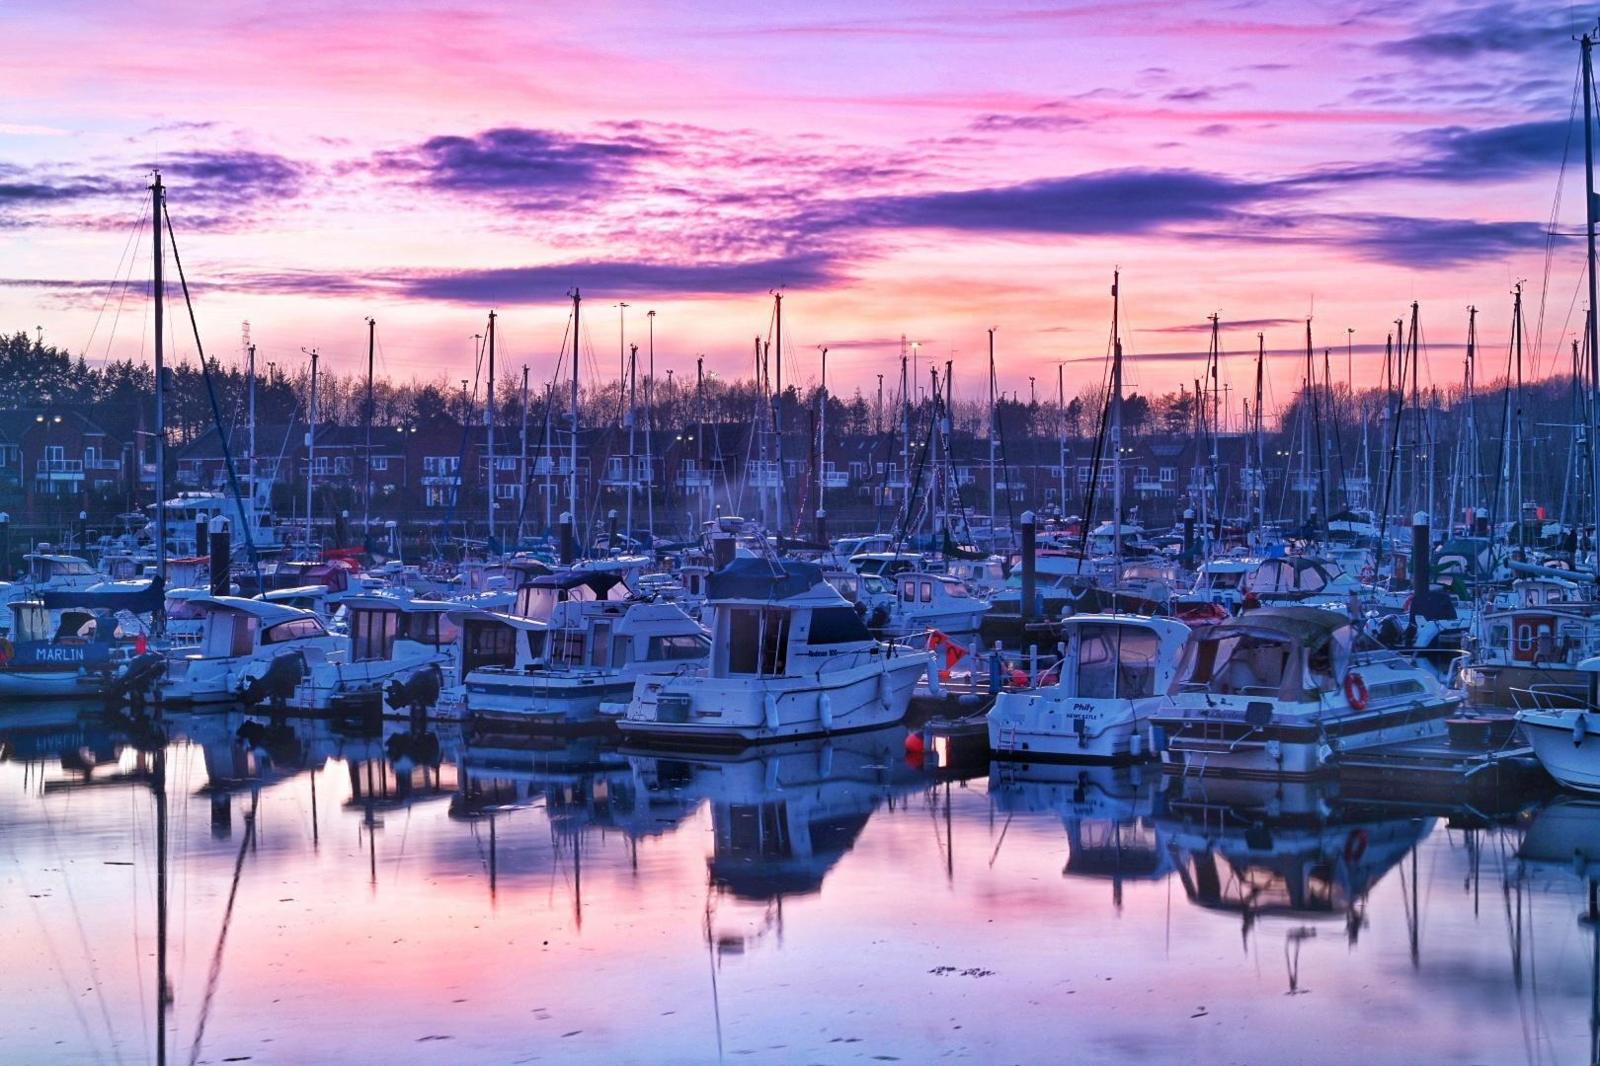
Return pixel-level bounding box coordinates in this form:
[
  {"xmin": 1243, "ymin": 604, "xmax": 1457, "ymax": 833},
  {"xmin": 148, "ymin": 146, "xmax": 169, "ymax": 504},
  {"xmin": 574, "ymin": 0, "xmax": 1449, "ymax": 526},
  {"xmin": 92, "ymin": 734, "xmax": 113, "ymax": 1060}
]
[{"xmin": 10, "ymin": 0, "xmax": 1600, "ymax": 1061}]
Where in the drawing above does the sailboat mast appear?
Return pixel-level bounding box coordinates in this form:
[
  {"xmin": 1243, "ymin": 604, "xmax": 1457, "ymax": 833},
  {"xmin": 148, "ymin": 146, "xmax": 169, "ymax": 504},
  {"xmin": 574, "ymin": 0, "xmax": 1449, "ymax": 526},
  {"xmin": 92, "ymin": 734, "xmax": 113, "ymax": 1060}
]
[
  {"xmin": 152, "ymin": 172, "xmax": 167, "ymax": 583},
  {"xmin": 486, "ymin": 309, "xmax": 496, "ymax": 546},
  {"xmin": 626, "ymin": 342, "xmax": 637, "ymax": 545},
  {"xmin": 364, "ymin": 316, "xmax": 375, "ymax": 528},
  {"xmin": 988, "ymin": 328, "xmax": 998, "ymax": 528},
  {"xmin": 1057, "ymin": 363, "xmax": 1067, "ymax": 520},
  {"xmin": 1584, "ymin": 33, "xmax": 1600, "ymax": 557},
  {"xmin": 900, "ymin": 342, "xmax": 911, "ymax": 525},
  {"xmin": 646, "ymin": 309, "xmax": 656, "ymax": 539},
  {"xmin": 1110, "ymin": 270, "xmax": 1124, "ymax": 577},
  {"xmin": 247, "ymin": 340, "xmax": 256, "ymax": 490},
  {"xmin": 305, "ymin": 348, "xmax": 318, "ymax": 555},
  {"xmin": 1254, "ymin": 332, "xmax": 1265, "ymax": 537},
  {"xmin": 569, "ymin": 289, "xmax": 581, "ymax": 519},
  {"xmin": 772, "ymin": 292, "xmax": 784, "ymax": 532},
  {"xmin": 818, "ymin": 346, "xmax": 828, "ymax": 535},
  {"xmin": 519, "ymin": 364, "xmax": 530, "ymax": 544}
]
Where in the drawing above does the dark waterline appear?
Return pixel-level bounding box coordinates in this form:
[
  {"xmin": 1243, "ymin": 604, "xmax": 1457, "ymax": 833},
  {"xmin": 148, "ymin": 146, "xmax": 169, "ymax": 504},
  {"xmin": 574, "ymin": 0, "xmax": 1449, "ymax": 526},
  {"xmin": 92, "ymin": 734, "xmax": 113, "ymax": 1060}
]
[{"xmin": 1, "ymin": 702, "xmax": 1595, "ymax": 1065}]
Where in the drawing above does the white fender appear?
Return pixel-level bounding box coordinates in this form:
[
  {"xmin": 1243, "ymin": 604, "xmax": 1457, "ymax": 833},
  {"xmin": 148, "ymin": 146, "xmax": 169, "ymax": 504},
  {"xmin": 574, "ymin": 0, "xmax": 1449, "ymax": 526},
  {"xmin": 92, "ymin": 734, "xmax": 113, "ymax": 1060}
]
[
  {"xmin": 1575, "ymin": 713, "xmax": 1589, "ymax": 748},
  {"xmin": 764, "ymin": 691, "xmax": 780, "ymax": 731},
  {"xmin": 924, "ymin": 659, "xmax": 945, "ymax": 698},
  {"xmin": 818, "ymin": 692, "xmax": 833, "ymax": 731},
  {"xmin": 818, "ymin": 740, "xmax": 833, "ymax": 777}
]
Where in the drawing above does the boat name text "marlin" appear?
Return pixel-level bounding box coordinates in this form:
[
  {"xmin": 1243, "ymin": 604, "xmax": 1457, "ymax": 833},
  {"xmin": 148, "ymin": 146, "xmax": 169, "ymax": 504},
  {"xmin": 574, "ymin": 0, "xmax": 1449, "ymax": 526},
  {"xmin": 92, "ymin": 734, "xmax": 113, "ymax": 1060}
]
[{"xmin": 30, "ymin": 647, "xmax": 86, "ymax": 663}]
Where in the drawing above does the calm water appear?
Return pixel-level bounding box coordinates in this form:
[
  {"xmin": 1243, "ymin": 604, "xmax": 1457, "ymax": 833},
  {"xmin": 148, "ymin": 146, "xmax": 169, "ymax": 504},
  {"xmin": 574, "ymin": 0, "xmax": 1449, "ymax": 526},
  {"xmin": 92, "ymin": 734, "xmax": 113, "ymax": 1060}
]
[{"xmin": 2, "ymin": 703, "xmax": 1598, "ymax": 1065}]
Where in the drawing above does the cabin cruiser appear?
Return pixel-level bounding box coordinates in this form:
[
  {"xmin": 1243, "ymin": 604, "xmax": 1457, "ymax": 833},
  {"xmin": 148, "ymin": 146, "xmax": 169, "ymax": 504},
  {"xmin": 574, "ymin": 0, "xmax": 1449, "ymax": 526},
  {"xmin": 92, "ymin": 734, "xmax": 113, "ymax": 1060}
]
[
  {"xmin": 462, "ymin": 599, "xmax": 709, "ymax": 729},
  {"xmin": 1151, "ymin": 606, "xmax": 1461, "ymax": 778},
  {"xmin": 161, "ymin": 596, "xmax": 341, "ymax": 705},
  {"xmin": 618, "ymin": 558, "xmax": 932, "ymax": 745},
  {"xmin": 1464, "ymin": 578, "xmax": 1600, "ymax": 709},
  {"xmin": 286, "ymin": 596, "xmax": 460, "ymax": 714},
  {"xmin": 151, "ymin": 481, "xmax": 284, "ymax": 557},
  {"xmin": 988, "ymin": 614, "xmax": 1189, "ymax": 762},
  {"xmin": 860, "ymin": 570, "xmax": 988, "ymax": 640},
  {"xmin": 0, "ymin": 601, "xmax": 126, "ymax": 698}
]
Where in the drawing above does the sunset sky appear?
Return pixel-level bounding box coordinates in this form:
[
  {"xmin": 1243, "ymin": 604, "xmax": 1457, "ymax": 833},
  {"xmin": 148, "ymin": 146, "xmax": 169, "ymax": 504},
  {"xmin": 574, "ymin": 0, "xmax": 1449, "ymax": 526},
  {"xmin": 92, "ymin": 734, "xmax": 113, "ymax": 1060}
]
[{"xmin": 1, "ymin": 0, "xmax": 1592, "ymax": 418}]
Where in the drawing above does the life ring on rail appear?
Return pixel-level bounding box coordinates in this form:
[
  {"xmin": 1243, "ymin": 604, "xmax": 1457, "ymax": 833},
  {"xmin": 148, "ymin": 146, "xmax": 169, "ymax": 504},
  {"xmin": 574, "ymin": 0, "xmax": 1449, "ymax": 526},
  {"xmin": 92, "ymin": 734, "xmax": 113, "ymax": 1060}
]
[
  {"xmin": 0, "ymin": 637, "xmax": 12, "ymax": 665},
  {"xmin": 1344, "ymin": 672, "xmax": 1370, "ymax": 711},
  {"xmin": 1359, "ymin": 565, "xmax": 1375, "ymax": 582},
  {"xmin": 1344, "ymin": 827, "xmax": 1369, "ymax": 864}
]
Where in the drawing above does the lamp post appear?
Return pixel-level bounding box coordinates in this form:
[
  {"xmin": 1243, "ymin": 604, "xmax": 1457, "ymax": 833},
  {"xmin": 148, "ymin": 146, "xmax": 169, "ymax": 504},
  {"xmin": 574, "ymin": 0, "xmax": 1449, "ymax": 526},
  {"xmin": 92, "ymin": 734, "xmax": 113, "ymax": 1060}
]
[{"xmin": 0, "ymin": 512, "xmax": 10, "ymax": 578}]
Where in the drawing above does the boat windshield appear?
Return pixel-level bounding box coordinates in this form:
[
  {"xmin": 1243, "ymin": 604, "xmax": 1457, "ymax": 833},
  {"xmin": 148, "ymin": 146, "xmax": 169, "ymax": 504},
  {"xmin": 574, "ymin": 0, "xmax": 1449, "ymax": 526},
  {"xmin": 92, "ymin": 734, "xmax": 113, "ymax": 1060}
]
[
  {"xmin": 1074, "ymin": 623, "xmax": 1161, "ymax": 699},
  {"xmin": 1179, "ymin": 631, "xmax": 1298, "ymax": 697}
]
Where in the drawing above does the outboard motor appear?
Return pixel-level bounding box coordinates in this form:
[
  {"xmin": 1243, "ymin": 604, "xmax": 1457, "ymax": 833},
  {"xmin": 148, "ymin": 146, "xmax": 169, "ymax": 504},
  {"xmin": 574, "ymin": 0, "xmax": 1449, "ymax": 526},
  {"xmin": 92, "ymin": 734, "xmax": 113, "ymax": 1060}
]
[
  {"xmin": 384, "ymin": 663, "xmax": 443, "ymax": 715},
  {"xmin": 108, "ymin": 652, "xmax": 167, "ymax": 708},
  {"xmin": 238, "ymin": 652, "xmax": 306, "ymax": 709}
]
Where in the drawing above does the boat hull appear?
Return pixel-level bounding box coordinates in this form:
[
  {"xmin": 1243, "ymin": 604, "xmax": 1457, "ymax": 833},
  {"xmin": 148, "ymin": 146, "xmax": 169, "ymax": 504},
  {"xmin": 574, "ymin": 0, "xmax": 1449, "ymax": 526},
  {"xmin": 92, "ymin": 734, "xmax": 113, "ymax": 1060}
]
[
  {"xmin": 619, "ymin": 655, "xmax": 929, "ymax": 748},
  {"xmin": 1519, "ymin": 710, "xmax": 1600, "ymax": 793},
  {"xmin": 988, "ymin": 691, "xmax": 1155, "ymax": 762}
]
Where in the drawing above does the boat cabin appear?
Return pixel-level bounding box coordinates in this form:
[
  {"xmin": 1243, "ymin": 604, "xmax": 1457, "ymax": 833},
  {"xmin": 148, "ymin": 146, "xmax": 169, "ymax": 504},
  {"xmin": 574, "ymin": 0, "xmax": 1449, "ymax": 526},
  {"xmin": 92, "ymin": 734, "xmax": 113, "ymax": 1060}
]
[
  {"xmin": 1175, "ymin": 607, "xmax": 1356, "ymax": 701},
  {"xmin": 895, "ymin": 573, "xmax": 974, "ymax": 609},
  {"xmin": 708, "ymin": 559, "xmax": 877, "ymax": 680},
  {"xmin": 1055, "ymin": 615, "xmax": 1189, "ymax": 700},
  {"xmin": 187, "ymin": 596, "xmax": 330, "ymax": 659},
  {"xmin": 344, "ymin": 597, "xmax": 460, "ymax": 663}
]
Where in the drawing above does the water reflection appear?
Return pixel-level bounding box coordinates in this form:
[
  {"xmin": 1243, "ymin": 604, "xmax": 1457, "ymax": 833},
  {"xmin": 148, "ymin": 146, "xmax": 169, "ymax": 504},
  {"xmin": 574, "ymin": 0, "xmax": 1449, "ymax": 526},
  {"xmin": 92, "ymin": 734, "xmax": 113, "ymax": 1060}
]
[
  {"xmin": 4, "ymin": 705, "xmax": 1600, "ymax": 1063},
  {"xmin": 990, "ymin": 762, "xmax": 1167, "ymax": 909}
]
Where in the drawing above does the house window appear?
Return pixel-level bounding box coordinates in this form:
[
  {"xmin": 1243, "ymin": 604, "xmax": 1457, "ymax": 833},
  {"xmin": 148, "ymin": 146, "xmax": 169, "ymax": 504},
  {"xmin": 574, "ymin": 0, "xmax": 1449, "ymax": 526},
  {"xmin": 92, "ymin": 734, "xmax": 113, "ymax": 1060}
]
[
  {"xmin": 371, "ymin": 457, "xmax": 389, "ymax": 471},
  {"xmin": 1159, "ymin": 467, "xmax": 1176, "ymax": 484}
]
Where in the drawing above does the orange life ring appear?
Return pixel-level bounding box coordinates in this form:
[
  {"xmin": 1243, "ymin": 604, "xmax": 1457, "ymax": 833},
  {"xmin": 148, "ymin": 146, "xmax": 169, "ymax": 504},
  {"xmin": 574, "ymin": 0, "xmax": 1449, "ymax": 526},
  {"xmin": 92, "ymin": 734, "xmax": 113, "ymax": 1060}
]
[
  {"xmin": 1359, "ymin": 565, "xmax": 1375, "ymax": 582},
  {"xmin": 1344, "ymin": 827, "xmax": 1369, "ymax": 864},
  {"xmin": 1344, "ymin": 672, "xmax": 1370, "ymax": 710},
  {"xmin": 0, "ymin": 637, "xmax": 11, "ymax": 665}
]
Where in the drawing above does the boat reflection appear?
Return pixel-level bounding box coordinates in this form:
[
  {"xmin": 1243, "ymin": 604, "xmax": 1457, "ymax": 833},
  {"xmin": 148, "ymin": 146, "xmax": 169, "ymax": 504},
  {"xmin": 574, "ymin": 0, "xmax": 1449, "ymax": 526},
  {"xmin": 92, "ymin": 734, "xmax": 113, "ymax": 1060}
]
[
  {"xmin": 1519, "ymin": 798, "xmax": 1600, "ymax": 1066},
  {"xmin": 1156, "ymin": 776, "xmax": 1433, "ymax": 981},
  {"xmin": 988, "ymin": 761, "xmax": 1166, "ymax": 908},
  {"xmin": 628, "ymin": 724, "xmax": 926, "ymax": 904}
]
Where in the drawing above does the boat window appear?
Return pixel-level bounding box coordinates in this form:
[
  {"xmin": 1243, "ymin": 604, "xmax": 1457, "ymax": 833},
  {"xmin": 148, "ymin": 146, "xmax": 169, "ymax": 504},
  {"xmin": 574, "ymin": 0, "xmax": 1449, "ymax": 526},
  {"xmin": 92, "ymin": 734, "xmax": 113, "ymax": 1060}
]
[
  {"xmin": 1209, "ymin": 571, "xmax": 1243, "ymax": 589},
  {"xmin": 55, "ymin": 611, "xmax": 96, "ymax": 641},
  {"xmin": 1515, "ymin": 623, "xmax": 1534, "ymax": 652},
  {"xmin": 1075, "ymin": 624, "xmax": 1160, "ymax": 699},
  {"xmin": 463, "ymin": 619, "xmax": 517, "ymax": 672},
  {"xmin": 525, "ymin": 630, "xmax": 547, "ymax": 661},
  {"xmin": 515, "ymin": 585, "xmax": 560, "ymax": 619},
  {"xmin": 550, "ymin": 629, "xmax": 587, "ymax": 666},
  {"xmin": 1180, "ymin": 631, "xmax": 1294, "ymax": 697},
  {"xmin": 725, "ymin": 608, "xmax": 790, "ymax": 676},
  {"xmin": 920, "ymin": 581, "xmax": 934, "ymax": 604},
  {"xmin": 351, "ymin": 609, "xmax": 398, "ymax": 661},
  {"xmin": 900, "ymin": 579, "xmax": 917, "ymax": 603},
  {"xmin": 591, "ymin": 623, "xmax": 612, "ymax": 668},
  {"xmin": 944, "ymin": 581, "xmax": 970, "ymax": 599},
  {"xmin": 263, "ymin": 618, "xmax": 327, "ymax": 644},
  {"xmin": 13, "ymin": 604, "xmax": 48, "ymax": 643},
  {"xmin": 611, "ymin": 635, "xmax": 632, "ymax": 667},
  {"xmin": 647, "ymin": 634, "xmax": 710, "ymax": 660},
  {"xmin": 807, "ymin": 606, "xmax": 872, "ymax": 646},
  {"xmin": 164, "ymin": 598, "xmax": 204, "ymax": 621}
]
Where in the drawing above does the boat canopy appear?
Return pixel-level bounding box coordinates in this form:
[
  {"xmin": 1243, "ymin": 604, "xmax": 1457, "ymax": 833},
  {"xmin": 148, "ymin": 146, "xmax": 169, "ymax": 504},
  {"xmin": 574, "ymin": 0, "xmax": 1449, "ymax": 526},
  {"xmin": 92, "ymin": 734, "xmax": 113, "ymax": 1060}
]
[
  {"xmin": 1244, "ymin": 557, "xmax": 1344, "ymax": 595},
  {"xmin": 707, "ymin": 558, "xmax": 823, "ymax": 601},
  {"xmin": 1176, "ymin": 606, "xmax": 1354, "ymax": 700}
]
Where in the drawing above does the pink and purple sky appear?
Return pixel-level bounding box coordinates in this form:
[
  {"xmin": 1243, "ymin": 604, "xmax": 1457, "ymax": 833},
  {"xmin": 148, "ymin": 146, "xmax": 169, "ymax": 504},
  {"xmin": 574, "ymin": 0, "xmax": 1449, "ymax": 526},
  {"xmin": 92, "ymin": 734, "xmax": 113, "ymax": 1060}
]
[{"xmin": 0, "ymin": 0, "xmax": 1591, "ymax": 414}]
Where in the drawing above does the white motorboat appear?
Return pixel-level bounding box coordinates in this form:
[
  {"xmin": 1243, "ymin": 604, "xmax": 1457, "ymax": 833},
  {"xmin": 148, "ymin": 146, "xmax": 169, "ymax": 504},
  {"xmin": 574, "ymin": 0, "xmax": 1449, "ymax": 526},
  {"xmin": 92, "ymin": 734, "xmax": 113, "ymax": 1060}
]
[
  {"xmin": 988, "ymin": 613, "xmax": 1190, "ymax": 762},
  {"xmin": 463, "ymin": 599, "xmax": 709, "ymax": 729},
  {"xmin": 285, "ymin": 596, "xmax": 459, "ymax": 715},
  {"xmin": 1151, "ymin": 606, "xmax": 1461, "ymax": 778},
  {"xmin": 861, "ymin": 570, "xmax": 988, "ymax": 640},
  {"xmin": 1516, "ymin": 661, "xmax": 1600, "ymax": 793},
  {"xmin": 161, "ymin": 595, "xmax": 341, "ymax": 705},
  {"xmin": 618, "ymin": 558, "xmax": 932, "ymax": 745}
]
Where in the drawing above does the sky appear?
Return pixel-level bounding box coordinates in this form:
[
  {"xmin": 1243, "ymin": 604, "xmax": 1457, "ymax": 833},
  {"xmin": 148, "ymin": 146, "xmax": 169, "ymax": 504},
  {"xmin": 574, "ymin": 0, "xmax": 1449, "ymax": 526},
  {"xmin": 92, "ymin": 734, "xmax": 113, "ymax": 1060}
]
[{"xmin": 0, "ymin": 0, "xmax": 1595, "ymax": 420}]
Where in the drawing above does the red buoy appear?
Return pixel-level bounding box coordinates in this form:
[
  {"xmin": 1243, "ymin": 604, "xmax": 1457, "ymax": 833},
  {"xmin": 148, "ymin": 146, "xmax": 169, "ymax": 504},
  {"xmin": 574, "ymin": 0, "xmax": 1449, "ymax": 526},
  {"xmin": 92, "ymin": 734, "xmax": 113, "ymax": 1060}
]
[{"xmin": 904, "ymin": 731, "xmax": 925, "ymax": 755}]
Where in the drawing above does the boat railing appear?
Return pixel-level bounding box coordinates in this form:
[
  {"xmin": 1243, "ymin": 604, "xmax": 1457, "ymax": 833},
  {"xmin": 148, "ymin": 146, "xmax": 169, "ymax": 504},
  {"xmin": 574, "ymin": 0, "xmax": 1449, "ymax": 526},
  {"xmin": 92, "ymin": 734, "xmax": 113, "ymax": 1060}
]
[{"xmin": 1509, "ymin": 682, "xmax": 1589, "ymax": 713}]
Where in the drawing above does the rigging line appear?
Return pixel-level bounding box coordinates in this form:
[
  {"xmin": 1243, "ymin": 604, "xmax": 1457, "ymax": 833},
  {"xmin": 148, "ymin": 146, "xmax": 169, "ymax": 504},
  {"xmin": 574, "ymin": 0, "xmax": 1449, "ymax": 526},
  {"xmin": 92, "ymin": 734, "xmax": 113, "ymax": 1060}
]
[
  {"xmin": 1533, "ymin": 67, "xmax": 1582, "ymax": 371},
  {"xmin": 82, "ymin": 197, "xmax": 147, "ymax": 362},
  {"xmin": 185, "ymin": 790, "xmax": 258, "ymax": 1066},
  {"xmin": 161, "ymin": 203, "xmax": 264, "ymax": 585}
]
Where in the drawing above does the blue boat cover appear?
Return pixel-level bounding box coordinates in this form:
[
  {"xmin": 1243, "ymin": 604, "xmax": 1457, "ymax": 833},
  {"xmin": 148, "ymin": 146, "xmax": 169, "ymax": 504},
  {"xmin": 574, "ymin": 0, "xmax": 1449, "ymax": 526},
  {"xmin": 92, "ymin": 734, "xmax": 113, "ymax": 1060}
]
[
  {"xmin": 706, "ymin": 558, "xmax": 822, "ymax": 601},
  {"xmin": 38, "ymin": 575, "xmax": 165, "ymax": 615}
]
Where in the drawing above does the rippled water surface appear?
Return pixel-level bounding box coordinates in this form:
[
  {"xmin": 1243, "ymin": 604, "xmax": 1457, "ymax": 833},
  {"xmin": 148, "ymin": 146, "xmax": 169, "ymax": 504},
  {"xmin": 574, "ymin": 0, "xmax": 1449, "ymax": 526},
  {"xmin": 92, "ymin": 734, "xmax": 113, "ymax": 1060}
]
[{"xmin": 2, "ymin": 703, "xmax": 1598, "ymax": 1064}]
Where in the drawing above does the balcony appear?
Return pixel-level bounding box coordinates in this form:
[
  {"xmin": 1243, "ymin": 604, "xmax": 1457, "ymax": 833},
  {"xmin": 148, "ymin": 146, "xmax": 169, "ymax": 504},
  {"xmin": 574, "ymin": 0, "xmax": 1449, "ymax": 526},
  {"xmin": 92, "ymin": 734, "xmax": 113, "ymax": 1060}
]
[
  {"xmin": 87, "ymin": 457, "xmax": 122, "ymax": 471},
  {"xmin": 1134, "ymin": 479, "xmax": 1164, "ymax": 492},
  {"xmin": 36, "ymin": 458, "xmax": 84, "ymax": 478}
]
